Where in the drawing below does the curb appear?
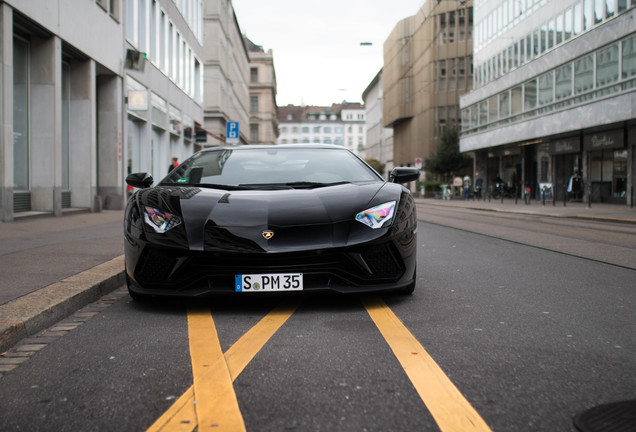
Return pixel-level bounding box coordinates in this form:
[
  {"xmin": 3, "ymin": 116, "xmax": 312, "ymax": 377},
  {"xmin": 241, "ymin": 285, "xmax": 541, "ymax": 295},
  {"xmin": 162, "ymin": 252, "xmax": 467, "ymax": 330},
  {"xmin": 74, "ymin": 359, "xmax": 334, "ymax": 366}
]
[
  {"xmin": 0, "ymin": 255, "xmax": 125, "ymax": 354},
  {"xmin": 415, "ymin": 199, "xmax": 636, "ymax": 225}
]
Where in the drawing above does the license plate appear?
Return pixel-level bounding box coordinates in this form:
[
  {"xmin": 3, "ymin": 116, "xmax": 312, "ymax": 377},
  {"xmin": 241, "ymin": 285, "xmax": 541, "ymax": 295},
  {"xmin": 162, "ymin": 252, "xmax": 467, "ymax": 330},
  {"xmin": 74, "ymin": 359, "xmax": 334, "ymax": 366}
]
[{"xmin": 235, "ymin": 273, "xmax": 303, "ymax": 292}]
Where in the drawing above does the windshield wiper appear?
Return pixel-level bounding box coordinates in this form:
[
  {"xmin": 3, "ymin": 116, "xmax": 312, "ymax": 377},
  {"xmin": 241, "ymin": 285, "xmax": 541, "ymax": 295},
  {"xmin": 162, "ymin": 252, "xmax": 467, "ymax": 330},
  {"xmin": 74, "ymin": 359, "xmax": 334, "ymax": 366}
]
[{"xmin": 284, "ymin": 181, "xmax": 351, "ymax": 189}]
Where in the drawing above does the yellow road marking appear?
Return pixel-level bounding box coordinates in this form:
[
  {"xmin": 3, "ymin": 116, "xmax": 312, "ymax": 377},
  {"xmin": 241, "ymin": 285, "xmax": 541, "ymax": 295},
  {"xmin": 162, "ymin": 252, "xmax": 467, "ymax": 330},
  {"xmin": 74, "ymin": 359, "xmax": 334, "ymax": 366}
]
[
  {"xmin": 362, "ymin": 296, "xmax": 492, "ymax": 432},
  {"xmin": 188, "ymin": 307, "xmax": 245, "ymax": 431},
  {"xmin": 146, "ymin": 301, "xmax": 299, "ymax": 432}
]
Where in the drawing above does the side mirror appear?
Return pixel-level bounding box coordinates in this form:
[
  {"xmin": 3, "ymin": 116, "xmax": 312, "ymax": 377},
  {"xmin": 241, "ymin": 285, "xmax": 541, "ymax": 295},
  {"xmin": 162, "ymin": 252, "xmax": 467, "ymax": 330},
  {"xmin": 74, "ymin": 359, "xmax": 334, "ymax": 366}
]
[
  {"xmin": 126, "ymin": 172, "xmax": 154, "ymax": 189},
  {"xmin": 390, "ymin": 167, "xmax": 420, "ymax": 184}
]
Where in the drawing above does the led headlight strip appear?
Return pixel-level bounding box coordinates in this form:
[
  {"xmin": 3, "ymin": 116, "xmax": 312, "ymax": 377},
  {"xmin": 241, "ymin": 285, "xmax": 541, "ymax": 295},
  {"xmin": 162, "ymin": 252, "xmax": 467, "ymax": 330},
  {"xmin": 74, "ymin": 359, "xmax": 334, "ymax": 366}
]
[
  {"xmin": 144, "ymin": 206, "xmax": 182, "ymax": 233},
  {"xmin": 355, "ymin": 201, "xmax": 396, "ymax": 229}
]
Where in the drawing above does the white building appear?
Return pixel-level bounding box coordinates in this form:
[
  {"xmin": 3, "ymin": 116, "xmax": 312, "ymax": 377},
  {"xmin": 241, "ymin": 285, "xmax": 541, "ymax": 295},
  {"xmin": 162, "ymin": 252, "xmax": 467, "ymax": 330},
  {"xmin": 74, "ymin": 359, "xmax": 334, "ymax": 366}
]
[
  {"xmin": 362, "ymin": 69, "xmax": 394, "ymax": 176},
  {"xmin": 460, "ymin": 0, "xmax": 636, "ymax": 205},
  {"xmin": 202, "ymin": 0, "xmax": 249, "ymax": 146},
  {"xmin": 125, "ymin": 0, "xmax": 205, "ymax": 187},
  {"xmin": 0, "ymin": 0, "xmax": 204, "ymax": 221},
  {"xmin": 277, "ymin": 103, "xmax": 366, "ymax": 155}
]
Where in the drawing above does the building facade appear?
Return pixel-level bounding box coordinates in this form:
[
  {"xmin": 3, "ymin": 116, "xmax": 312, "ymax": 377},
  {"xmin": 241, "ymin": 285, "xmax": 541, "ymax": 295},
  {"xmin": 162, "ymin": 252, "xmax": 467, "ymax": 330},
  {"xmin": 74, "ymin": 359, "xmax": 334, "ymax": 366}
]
[
  {"xmin": 383, "ymin": 0, "xmax": 474, "ymax": 168},
  {"xmin": 2, "ymin": 0, "xmax": 125, "ymax": 221},
  {"xmin": 0, "ymin": 0, "xmax": 204, "ymax": 222},
  {"xmin": 362, "ymin": 69, "xmax": 394, "ymax": 175},
  {"xmin": 244, "ymin": 36, "xmax": 278, "ymax": 145},
  {"xmin": 460, "ymin": 0, "xmax": 636, "ymax": 205},
  {"xmin": 125, "ymin": 0, "xmax": 205, "ymax": 188},
  {"xmin": 201, "ymin": 0, "xmax": 249, "ymax": 146},
  {"xmin": 277, "ymin": 103, "xmax": 366, "ymax": 155}
]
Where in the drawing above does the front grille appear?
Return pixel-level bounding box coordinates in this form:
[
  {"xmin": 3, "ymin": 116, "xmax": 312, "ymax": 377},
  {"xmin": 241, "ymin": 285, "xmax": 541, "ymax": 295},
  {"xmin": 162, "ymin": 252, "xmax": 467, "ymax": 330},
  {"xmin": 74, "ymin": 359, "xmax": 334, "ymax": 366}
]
[
  {"xmin": 135, "ymin": 249, "xmax": 179, "ymax": 283},
  {"xmin": 362, "ymin": 243, "xmax": 404, "ymax": 277},
  {"xmin": 133, "ymin": 242, "xmax": 406, "ymax": 291}
]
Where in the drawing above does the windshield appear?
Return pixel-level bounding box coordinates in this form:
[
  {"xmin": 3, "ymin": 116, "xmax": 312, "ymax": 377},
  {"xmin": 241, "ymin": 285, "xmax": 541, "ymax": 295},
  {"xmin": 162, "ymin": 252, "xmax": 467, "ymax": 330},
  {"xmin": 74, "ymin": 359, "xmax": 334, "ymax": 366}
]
[{"xmin": 160, "ymin": 147, "xmax": 382, "ymax": 189}]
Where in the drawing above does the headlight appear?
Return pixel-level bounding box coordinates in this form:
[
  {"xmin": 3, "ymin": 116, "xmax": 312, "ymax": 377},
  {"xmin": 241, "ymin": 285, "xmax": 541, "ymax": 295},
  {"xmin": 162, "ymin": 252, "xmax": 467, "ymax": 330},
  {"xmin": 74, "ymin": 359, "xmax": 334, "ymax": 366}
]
[
  {"xmin": 144, "ymin": 207, "xmax": 182, "ymax": 233},
  {"xmin": 355, "ymin": 201, "xmax": 396, "ymax": 229}
]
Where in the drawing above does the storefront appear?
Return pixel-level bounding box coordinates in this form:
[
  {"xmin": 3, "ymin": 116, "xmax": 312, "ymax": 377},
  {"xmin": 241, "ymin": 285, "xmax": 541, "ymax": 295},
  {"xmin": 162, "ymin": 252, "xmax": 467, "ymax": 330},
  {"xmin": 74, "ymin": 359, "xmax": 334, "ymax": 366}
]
[
  {"xmin": 551, "ymin": 136, "xmax": 582, "ymax": 202},
  {"xmin": 584, "ymin": 129, "xmax": 627, "ymax": 204}
]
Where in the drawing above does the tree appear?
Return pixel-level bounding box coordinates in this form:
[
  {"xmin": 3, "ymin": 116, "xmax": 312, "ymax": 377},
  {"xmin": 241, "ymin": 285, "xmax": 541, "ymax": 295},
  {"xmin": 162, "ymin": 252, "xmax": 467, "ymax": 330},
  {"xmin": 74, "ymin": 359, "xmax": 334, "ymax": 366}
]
[
  {"xmin": 365, "ymin": 158, "xmax": 386, "ymax": 177},
  {"xmin": 427, "ymin": 127, "xmax": 471, "ymax": 180}
]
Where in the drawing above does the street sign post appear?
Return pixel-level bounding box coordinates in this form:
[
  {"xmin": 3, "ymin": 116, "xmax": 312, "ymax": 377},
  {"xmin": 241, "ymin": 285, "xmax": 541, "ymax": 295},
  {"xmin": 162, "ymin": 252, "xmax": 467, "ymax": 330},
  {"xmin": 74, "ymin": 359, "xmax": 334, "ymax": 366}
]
[{"xmin": 226, "ymin": 121, "xmax": 239, "ymax": 144}]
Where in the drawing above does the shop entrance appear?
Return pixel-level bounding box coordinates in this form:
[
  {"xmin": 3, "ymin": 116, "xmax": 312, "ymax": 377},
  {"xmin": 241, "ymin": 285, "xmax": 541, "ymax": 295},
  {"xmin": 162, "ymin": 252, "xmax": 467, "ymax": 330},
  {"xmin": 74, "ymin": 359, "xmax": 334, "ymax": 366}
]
[{"xmin": 589, "ymin": 150, "xmax": 627, "ymax": 204}]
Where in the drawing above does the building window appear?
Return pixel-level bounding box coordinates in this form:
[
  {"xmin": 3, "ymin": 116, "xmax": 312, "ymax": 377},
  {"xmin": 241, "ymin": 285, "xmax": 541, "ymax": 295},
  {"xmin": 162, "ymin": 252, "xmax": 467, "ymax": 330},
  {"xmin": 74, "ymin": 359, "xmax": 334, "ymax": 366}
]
[
  {"xmin": 523, "ymin": 80, "xmax": 537, "ymax": 111},
  {"xmin": 622, "ymin": 35, "xmax": 636, "ymax": 86},
  {"xmin": 510, "ymin": 85, "xmax": 522, "ymax": 116},
  {"xmin": 250, "ymin": 95, "xmax": 259, "ymax": 112},
  {"xmin": 555, "ymin": 64, "xmax": 573, "ymax": 102},
  {"xmin": 302, "ymin": 127, "xmax": 309, "ymax": 133},
  {"xmin": 574, "ymin": 53, "xmax": 594, "ymax": 98},
  {"xmin": 596, "ymin": 43, "xmax": 619, "ymax": 88},
  {"xmin": 538, "ymin": 72, "xmax": 554, "ymax": 108},
  {"xmin": 250, "ymin": 124, "xmax": 259, "ymax": 142},
  {"xmin": 250, "ymin": 67, "xmax": 258, "ymax": 83},
  {"xmin": 13, "ymin": 37, "xmax": 30, "ymax": 192}
]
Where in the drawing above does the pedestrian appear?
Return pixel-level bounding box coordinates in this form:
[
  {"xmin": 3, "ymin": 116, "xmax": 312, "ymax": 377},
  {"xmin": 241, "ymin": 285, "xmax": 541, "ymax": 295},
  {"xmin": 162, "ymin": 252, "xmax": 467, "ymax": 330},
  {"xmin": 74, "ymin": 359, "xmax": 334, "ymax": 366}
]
[
  {"xmin": 463, "ymin": 175, "xmax": 472, "ymax": 199},
  {"xmin": 168, "ymin": 157, "xmax": 179, "ymax": 172},
  {"xmin": 475, "ymin": 172, "xmax": 484, "ymax": 199},
  {"xmin": 453, "ymin": 175, "xmax": 463, "ymax": 198}
]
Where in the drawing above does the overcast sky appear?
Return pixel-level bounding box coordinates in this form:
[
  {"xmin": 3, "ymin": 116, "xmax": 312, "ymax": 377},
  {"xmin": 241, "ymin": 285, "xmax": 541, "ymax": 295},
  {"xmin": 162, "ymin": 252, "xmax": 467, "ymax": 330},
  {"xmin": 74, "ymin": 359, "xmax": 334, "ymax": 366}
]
[{"xmin": 232, "ymin": 0, "xmax": 424, "ymax": 107}]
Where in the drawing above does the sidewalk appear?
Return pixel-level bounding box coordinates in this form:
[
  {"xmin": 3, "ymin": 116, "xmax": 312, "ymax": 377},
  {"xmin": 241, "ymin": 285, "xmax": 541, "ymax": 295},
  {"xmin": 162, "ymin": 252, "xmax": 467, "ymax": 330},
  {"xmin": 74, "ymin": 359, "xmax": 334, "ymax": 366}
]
[
  {"xmin": 0, "ymin": 210, "xmax": 125, "ymax": 352},
  {"xmin": 416, "ymin": 197, "xmax": 636, "ymax": 225},
  {"xmin": 1, "ymin": 201, "xmax": 635, "ymax": 352}
]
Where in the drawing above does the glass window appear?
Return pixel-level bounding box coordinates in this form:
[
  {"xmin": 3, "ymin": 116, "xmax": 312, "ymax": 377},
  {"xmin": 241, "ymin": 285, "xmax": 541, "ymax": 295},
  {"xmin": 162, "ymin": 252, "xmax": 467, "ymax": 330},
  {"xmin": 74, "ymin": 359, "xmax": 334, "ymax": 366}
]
[
  {"xmin": 524, "ymin": 79, "xmax": 537, "ymax": 111},
  {"xmin": 622, "ymin": 35, "xmax": 636, "ymax": 81},
  {"xmin": 618, "ymin": 0, "xmax": 628, "ymax": 12},
  {"xmin": 547, "ymin": 19, "xmax": 555, "ymax": 50},
  {"xmin": 555, "ymin": 64, "xmax": 573, "ymax": 100},
  {"xmin": 250, "ymin": 124, "xmax": 259, "ymax": 142},
  {"xmin": 538, "ymin": 72, "xmax": 554, "ymax": 105},
  {"xmin": 488, "ymin": 95, "xmax": 498, "ymax": 122},
  {"xmin": 478, "ymin": 101, "xmax": 487, "ymax": 125},
  {"xmin": 533, "ymin": 30, "xmax": 540, "ymax": 56},
  {"xmin": 250, "ymin": 95, "xmax": 258, "ymax": 112},
  {"xmin": 564, "ymin": 8, "xmax": 573, "ymax": 40},
  {"xmin": 594, "ymin": 0, "xmax": 604, "ymax": 23},
  {"xmin": 540, "ymin": 24, "xmax": 547, "ymax": 54},
  {"xmin": 606, "ymin": 0, "xmax": 615, "ymax": 17},
  {"xmin": 556, "ymin": 14, "xmax": 563, "ymax": 45},
  {"xmin": 324, "ymin": 127, "xmax": 332, "ymax": 133},
  {"xmin": 250, "ymin": 67, "xmax": 258, "ymax": 83},
  {"xmin": 574, "ymin": 54, "xmax": 594, "ymax": 94},
  {"xmin": 302, "ymin": 127, "xmax": 309, "ymax": 133},
  {"xmin": 511, "ymin": 86, "xmax": 522, "ymax": 115},
  {"xmin": 583, "ymin": 0, "xmax": 593, "ymax": 30},
  {"xmin": 499, "ymin": 91, "xmax": 510, "ymax": 117},
  {"xmin": 13, "ymin": 38, "xmax": 30, "ymax": 191},
  {"xmin": 596, "ymin": 43, "xmax": 619, "ymax": 87},
  {"xmin": 574, "ymin": 3, "xmax": 583, "ymax": 35}
]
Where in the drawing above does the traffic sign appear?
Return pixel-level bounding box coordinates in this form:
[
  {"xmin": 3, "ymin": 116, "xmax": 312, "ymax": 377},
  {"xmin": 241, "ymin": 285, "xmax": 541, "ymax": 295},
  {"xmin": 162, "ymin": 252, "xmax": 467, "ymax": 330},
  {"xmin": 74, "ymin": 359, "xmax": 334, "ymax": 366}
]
[{"xmin": 226, "ymin": 121, "xmax": 239, "ymax": 144}]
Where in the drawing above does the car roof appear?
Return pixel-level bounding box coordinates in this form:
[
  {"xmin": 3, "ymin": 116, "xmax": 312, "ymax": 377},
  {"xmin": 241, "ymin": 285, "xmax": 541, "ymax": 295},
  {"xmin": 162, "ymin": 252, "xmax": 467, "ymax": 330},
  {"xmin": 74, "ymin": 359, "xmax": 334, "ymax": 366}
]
[{"xmin": 197, "ymin": 144, "xmax": 353, "ymax": 152}]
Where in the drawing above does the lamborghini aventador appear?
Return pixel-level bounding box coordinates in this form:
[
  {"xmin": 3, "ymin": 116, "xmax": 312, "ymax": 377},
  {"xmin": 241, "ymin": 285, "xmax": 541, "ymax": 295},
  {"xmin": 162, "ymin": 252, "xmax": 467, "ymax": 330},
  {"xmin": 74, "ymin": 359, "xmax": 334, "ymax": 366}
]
[{"xmin": 124, "ymin": 145, "xmax": 419, "ymax": 300}]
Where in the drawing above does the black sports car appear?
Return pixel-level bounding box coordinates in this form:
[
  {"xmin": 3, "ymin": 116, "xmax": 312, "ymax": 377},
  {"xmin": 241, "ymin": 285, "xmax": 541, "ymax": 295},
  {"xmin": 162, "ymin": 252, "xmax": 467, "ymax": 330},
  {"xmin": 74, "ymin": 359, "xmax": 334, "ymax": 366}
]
[{"xmin": 124, "ymin": 145, "xmax": 419, "ymax": 300}]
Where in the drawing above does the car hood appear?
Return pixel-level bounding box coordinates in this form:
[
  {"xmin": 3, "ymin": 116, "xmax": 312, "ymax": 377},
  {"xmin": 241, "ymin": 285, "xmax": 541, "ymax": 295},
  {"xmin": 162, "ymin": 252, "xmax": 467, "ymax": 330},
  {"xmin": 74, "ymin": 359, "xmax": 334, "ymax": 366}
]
[{"xmin": 139, "ymin": 182, "xmax": 398, "ymax": 251}]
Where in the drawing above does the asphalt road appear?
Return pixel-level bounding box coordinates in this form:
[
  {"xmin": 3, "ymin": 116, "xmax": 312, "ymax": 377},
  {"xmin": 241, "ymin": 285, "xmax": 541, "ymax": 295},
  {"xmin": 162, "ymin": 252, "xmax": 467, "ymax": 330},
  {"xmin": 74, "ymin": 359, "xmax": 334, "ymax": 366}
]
[{"xmin": 0, "ymin": 211, "xmax": 634, "ymax": 431}]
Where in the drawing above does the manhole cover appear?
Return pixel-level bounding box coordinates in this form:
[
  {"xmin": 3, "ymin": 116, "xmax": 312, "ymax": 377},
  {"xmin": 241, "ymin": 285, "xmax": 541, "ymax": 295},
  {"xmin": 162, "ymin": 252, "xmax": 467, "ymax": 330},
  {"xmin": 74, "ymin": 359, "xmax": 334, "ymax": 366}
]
[{"xmin": 574, "ymin": 400, "xmax": 636, "ymax": 432}]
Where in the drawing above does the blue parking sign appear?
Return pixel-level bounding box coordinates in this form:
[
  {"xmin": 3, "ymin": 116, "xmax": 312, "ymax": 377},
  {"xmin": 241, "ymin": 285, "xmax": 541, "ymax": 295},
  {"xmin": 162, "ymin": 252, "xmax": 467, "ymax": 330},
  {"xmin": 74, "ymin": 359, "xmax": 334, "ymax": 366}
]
[{"xmin": 226, "ymin": 121, "xmax": 239, "ymax": 144}]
